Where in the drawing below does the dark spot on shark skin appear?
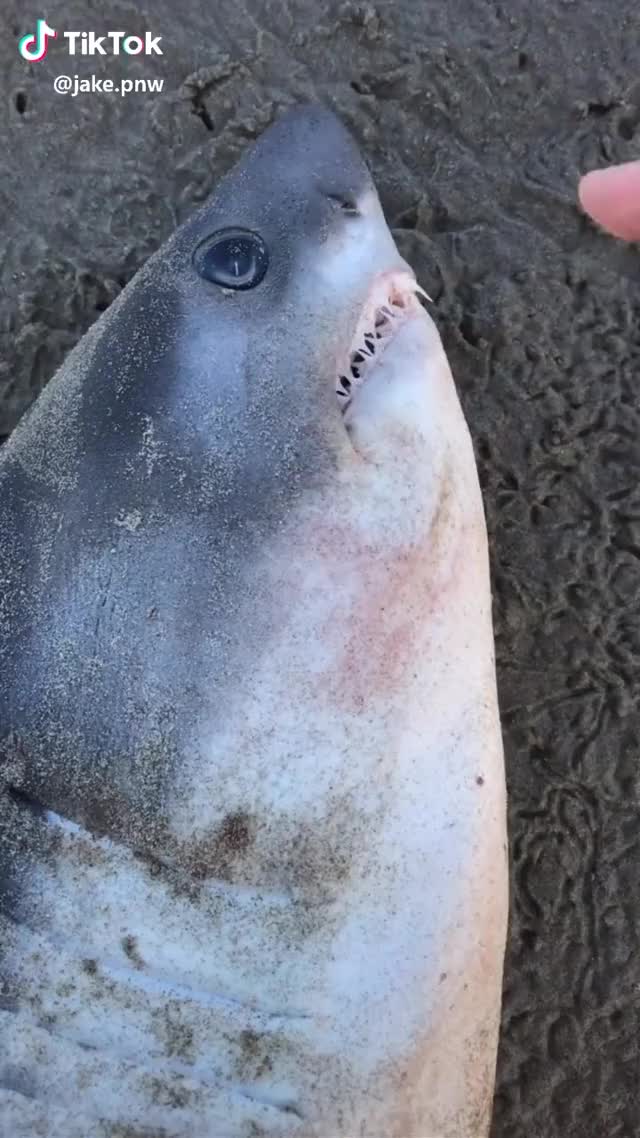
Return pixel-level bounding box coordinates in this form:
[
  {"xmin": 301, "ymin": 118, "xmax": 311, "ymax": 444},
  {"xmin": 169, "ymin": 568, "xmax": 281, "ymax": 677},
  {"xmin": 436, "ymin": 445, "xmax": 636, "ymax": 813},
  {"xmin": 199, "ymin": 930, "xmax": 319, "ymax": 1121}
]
[
  {"xmin": 219, "ymin": 811, "xmax": 253, "ymax": 854},
  {"xmin": 132, "ymin": 847, "xmax": 164, "ymax": 879},
  {"xmin": 179, "ymin": 792, "xmax": 365, "ymax": 909},
  {"xmin": 121, "ymin": 933, "xmax": 146, "ymax": 970},
  {"xmin": 186, "ymin": 810, "xmax": 255, "ymax": 881},
  {"xmin": 149, "ymin": 1074, "xmax": 193, "ymax": 1110},
  {"xmin": 257, "ymin": 1055, "xmax": 274, "ymax": 1077},
  {"xmin": 82, "ymin": 957, "xmax": 98, "ymax": 975},
  {"xmin": 153, "ymin": 1002, "xmax": 196, "ymax": 1064},
  {"xmin": 237, "ymin": 1028, "xmax": 274, "ymax": 1079},
  {"xmin": 240, "ymin": 1028, "xmax": 261, "ymax": 1058}
]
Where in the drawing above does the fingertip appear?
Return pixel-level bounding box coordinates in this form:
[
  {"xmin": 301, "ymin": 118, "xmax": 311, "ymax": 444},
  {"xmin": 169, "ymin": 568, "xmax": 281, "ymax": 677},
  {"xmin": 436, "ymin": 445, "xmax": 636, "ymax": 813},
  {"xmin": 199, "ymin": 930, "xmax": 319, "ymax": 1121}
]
[{"xmin": 578, "ymin": 161, "xmax": 640, "ymax": 241}]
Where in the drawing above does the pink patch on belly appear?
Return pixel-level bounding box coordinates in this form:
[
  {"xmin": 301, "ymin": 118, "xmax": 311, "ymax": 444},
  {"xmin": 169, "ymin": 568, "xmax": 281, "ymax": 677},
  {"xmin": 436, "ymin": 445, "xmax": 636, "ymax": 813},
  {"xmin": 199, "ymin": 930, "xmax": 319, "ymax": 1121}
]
[{"xmin": 307, "ymin": 464, "xmax": 468, "ymax": 714}]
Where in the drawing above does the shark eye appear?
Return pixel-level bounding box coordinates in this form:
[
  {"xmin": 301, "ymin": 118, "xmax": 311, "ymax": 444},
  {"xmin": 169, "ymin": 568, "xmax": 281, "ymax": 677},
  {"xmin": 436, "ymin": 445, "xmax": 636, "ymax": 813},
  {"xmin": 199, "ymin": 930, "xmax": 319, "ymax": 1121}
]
[{"xmin": 193, "ymin": 228, "xmax": 268, "ymax": 290}]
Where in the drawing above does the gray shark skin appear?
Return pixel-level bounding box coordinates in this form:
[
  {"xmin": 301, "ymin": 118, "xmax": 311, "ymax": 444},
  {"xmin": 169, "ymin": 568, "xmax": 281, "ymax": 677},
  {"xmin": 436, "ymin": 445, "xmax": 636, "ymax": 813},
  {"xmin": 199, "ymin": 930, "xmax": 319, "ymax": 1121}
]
[{"xmin": 0, "ymin": 105, "xmax": 508, "ymax": 1138}]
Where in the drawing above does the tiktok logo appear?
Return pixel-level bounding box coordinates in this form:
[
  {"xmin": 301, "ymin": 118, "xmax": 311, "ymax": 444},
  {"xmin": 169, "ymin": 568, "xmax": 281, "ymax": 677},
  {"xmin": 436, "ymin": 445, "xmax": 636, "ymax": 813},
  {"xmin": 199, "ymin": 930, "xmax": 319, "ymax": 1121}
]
[{"xmin": 18, "ymin": 19, "xmax": 57, "ymax": 61}]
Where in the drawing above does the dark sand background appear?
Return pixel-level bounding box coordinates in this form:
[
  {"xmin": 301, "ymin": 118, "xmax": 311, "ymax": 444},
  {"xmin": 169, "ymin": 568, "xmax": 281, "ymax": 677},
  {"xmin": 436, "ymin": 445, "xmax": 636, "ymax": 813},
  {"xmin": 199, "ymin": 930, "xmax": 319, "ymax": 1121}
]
[{"xmin": 2, "ymin": 1, "xmax": 639, "ymax": 1134}]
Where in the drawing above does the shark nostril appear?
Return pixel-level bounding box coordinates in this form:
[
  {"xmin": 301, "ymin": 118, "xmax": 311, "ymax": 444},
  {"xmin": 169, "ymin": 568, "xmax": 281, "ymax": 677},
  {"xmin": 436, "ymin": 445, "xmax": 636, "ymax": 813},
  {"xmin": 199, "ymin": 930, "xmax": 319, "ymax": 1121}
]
[{"xmin": 325, "ymin": 192, "xmax": 360, "ymax": 216}]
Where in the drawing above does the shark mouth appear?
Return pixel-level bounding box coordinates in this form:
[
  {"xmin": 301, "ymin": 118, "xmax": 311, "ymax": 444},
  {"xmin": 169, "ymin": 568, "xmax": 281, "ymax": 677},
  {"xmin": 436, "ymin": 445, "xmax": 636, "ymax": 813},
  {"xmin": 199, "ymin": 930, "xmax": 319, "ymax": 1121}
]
[{"xmin": 336, "ymin": 271, "xmax": 431, "ymax": 412}]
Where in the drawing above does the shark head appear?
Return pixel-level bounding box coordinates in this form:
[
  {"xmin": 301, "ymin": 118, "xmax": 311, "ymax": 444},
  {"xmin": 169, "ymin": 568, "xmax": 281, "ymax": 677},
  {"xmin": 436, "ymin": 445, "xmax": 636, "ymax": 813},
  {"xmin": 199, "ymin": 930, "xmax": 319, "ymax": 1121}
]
[{"xmin": 0, "ymin": 104, "xmax": 506, "ymax": 1138}]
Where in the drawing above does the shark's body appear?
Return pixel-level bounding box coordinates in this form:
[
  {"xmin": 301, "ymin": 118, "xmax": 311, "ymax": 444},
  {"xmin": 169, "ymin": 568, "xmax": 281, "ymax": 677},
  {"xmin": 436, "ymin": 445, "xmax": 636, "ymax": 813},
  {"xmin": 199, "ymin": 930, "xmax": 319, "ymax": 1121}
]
[{"xmin": 0, "ymin": 106, "xmax": 507, "ymax": 1137}]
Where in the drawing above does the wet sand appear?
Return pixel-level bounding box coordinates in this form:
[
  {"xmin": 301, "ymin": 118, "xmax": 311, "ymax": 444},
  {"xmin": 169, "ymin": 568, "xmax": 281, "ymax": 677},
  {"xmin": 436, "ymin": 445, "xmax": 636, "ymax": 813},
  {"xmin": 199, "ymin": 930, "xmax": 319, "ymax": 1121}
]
[{"xmin": 2, "ymin": 2, "xmax": 638, "ymax": 1134}]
